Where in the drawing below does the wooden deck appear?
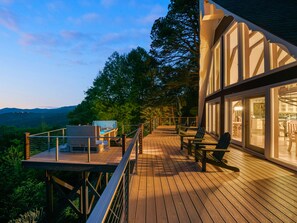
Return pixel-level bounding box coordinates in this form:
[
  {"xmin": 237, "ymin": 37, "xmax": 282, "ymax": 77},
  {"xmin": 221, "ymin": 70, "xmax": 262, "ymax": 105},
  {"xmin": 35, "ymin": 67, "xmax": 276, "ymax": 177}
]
[
  {"xmin": 22, "ymin": 145, "xmax": 127, "ymax": 172},
  {"xmin": 129, "ymin": 126, "xmax": 297, "ymax": 223}
]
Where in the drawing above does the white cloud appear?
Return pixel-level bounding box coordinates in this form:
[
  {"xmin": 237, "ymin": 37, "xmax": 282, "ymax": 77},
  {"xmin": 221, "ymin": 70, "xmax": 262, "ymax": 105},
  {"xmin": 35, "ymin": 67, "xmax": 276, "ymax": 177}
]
[
  {"xmin": 100, "ymin": 0, "xmax": 116, "ymax": 8},
  {"xmin": 60, "ymin": 30, "xmax": 93, "ymax": 41},
  {"xmin": 68, "ymin": 12, "xmax": 101, "ymax": 25},
  {"xmin": 0, "ymin": 0, "xmax": 14, "ymax": 5},
  {"xmin": 0, "ymin": 8, "xmax": 18, "ymax": 31},
  {"xmin": 82, "ymin": 13, "xmax": 100, "ymax": 22},
  {"xmin": 19, "ymin": 33, "xmax": 59, "ymax": 47},
  {"xmin": 47, "ymin": 1, "xmax": 65, "ymax": 11},
  {"xmin": 137, "ymin": 4, "xmax": 166, "ymax": 24}
]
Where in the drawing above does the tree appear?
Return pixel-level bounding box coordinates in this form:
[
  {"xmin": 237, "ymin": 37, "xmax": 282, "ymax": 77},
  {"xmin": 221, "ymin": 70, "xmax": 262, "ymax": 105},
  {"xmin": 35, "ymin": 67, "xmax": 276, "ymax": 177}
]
[
  {"xmin": 150, "ymin": 0, "xmax": 200, "ymax": 116},
  {"xmin": 69, "ymin": 47, "xmax": 157, "ymax": 127}
]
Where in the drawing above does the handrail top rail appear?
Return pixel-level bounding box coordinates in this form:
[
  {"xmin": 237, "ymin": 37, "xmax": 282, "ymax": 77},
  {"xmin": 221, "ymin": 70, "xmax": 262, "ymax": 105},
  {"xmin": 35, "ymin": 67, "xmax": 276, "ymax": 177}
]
[
  {"xmin": 30, "ymin": 128, "xmax": 66, "ymax": 136},
  {"xmin": 29, "ymin": 135, "xmax": 122, "ymax": 139}
]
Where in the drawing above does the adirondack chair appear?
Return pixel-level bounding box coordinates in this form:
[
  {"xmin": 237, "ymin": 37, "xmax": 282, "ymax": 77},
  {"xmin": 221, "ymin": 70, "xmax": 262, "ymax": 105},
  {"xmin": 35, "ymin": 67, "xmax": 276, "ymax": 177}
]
[
  {"xmin": 287, "ymin": 120, "xmax": 297, "ymax": 152},
  {"xmin": 179, "ymin": 126, "xmax": 205, "ymax": 151},
  {"xmin": 193, "ymin": 132, "xmax": 239, "ymax": 172}
]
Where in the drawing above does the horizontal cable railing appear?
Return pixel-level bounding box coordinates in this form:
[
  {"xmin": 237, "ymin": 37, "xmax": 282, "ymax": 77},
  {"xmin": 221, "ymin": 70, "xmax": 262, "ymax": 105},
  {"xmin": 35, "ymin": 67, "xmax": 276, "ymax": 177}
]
[
  {"xmin": 24, "ymin": 128, "xmax": 123, "ymax": 162},
  {"xmin": 86, "ymin": 124, "xmax": 143, "ymax": 223}
]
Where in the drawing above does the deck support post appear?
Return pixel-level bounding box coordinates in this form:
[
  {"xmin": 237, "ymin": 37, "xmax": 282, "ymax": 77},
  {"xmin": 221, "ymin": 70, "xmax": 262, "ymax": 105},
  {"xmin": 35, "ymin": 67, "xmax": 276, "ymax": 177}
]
[
  {"xmin": 46, "ymin": 170, "xmax": 54, "ymax": 223},
  {"xmin": 82, "ymin": 172, "xmax": 89, "ymax": 221}
]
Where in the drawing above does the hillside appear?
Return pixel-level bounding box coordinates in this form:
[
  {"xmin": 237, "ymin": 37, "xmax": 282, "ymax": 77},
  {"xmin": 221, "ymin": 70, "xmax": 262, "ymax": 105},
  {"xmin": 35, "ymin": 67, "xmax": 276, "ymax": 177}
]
[{"xmin": 0, "ymin": 106, "xmax": 76, "ymax": 128}]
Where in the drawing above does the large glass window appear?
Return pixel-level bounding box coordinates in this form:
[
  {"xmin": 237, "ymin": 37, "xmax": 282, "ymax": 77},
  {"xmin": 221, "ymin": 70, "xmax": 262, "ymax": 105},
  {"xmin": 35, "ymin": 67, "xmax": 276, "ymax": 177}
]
[
  {"xmin": 207, "ymin": 41, "xmax": 221, "ymax": 95},
  {"xmin": 243, "ymin": 29, "xmax": 265, "ymax": 79},
  {"xmin": 270, "ymin": 43, "xmax": 296, "ymax": 70},
  {"xmin": 272, "ymin": 83, "xmax": 297, "ymax": 166},
  {"xmin": 224, "ymin": 24, "xmax": 239, "ymax": 86},
  {"xmin": 213, "ymin": 42, "xmax": 221, "ymax": 92},
  {"xmin": 206, "ymin": 102, "xmax": 220, "ymax": 136}
]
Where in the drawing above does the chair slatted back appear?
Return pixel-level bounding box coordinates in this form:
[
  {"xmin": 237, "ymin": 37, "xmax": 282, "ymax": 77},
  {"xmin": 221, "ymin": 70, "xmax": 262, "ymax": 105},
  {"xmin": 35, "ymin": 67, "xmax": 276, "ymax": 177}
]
[
  {"xmin": 212, "ymin": 132, "xmax": 231, "ymax": 161},
  {"xmin": 288, "ymin": 120, "xmax": 297, "ymax": 139},
  {"xmin": 195, "ymin": 126, "xmax": 205, "ymax": 139}
]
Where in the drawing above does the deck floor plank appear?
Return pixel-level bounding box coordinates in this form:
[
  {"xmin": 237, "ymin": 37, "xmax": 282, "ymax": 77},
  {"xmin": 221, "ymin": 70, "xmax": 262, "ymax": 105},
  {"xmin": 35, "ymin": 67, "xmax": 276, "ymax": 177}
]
[
  {"xmin": 129, "ymin": 126, "xmax": 297, "ymax": 223},
  {"xmin": 152, "ymin": 141, "xmax": 169, "ymax": 223}
]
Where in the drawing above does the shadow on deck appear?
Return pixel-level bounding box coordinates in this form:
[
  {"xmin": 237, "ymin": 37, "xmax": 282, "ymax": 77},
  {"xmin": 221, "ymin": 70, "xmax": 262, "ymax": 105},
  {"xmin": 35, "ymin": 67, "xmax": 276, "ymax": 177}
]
[{"xmin": 129, "ymin": 126, "xmax": 297, "ymax": 223}]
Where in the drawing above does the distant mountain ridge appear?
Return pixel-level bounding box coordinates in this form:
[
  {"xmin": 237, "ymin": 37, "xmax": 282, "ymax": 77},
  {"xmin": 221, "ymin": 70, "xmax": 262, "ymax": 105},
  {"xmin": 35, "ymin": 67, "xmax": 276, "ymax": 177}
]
[
  {"xmin": 0, "ymin": 106, "xmax": 76, "ymax": 115},
  {"xmin": 0, "ymin": 105, "xmax": 76, "ymax": 128}
]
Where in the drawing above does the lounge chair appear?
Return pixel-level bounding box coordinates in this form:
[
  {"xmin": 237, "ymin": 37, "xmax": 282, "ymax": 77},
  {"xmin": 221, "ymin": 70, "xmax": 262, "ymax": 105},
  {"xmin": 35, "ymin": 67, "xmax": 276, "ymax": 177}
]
[
  {"xmin": 179, "ymin": 126, "xmax": 205, "ymax": 150},
  {"xmin": 193, "ymin": 132, "xmax": 239, "ymax": 172}
]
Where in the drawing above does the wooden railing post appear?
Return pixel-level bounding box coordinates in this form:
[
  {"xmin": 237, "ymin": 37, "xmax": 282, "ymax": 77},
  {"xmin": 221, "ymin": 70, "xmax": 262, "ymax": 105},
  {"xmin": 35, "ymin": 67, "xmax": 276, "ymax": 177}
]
[
  {"xmin": 88, "ymin": 137, "xmax": 91, "ymax": 162},
  {"xmin": 62, "ymin": 128, "xmax": 65, "ymax": 144},
  {"xmin": 47, "ymin": 132, "xmax": 50, "ymax": 151},
  {"xmin": 122, "ymin": 134, "xmax": 126, "ymax": 156},
  {"xmin": 150, "ymin": 119, "xmax": 152, "ymax": 134},
  {"xmin": 55, "ymin": 137, "xmax": 59, "ymax": 161},
  {"xmin": 24, "ymin": 132, "xmax": 30, "ymax": 160}
]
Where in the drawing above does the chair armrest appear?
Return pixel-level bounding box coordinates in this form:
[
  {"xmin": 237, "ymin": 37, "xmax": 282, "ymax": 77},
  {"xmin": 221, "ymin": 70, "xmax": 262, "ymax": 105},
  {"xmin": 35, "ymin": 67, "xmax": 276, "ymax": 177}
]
[
  {"xmin": 201, "ymin": 148, "xmax": 230, "ymax": 152},
  {"xmin": 180, "ymin": 133, "xmax": 196, "ymax": 137},
  {"xmin": 187, "ymin": 138, "xmax": 204, "ymax": 142},
  {"xmin": 185, "ymin": 127, "xmax": 198, "ymax": 131},
  {"xmin": 193, "ymin": 142, "xmax": 217, "ymax": 146}
]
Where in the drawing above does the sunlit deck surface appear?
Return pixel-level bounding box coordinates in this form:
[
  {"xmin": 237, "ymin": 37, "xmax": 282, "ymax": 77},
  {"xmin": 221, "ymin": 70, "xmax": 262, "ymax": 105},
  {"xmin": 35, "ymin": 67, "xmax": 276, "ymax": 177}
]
[
  {"xmin": 129, "ymin": 126, "xmax": 297, "ymax": 223},
  {"xmin": 22, "ymin": 146, "xmax": 126, "ymax": 172}
]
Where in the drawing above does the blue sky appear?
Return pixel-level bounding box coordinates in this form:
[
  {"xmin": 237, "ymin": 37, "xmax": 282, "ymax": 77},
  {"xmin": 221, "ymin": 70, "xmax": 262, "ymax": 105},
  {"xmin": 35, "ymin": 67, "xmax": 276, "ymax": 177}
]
[{"xmin": 0, "ymin": 0, "xmax": 170, "ymax": 109}]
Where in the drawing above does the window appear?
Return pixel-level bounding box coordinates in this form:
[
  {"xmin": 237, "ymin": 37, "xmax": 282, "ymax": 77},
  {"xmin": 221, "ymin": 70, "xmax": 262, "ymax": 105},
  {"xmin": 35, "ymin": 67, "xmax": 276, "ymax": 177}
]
[
  {"xmin": 224, "ymin": 23, "xmax": 239, "ymax": 86},
  {"xmin": 207, "ymin": 41, "xmax": 221, "ymax": 95}
]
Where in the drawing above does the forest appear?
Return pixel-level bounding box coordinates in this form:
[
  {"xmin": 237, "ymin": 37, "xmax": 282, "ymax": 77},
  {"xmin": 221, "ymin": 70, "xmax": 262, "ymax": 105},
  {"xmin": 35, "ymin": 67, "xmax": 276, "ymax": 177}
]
[{"xmin": 0, "ymin": 0, "xmax": 199, "ymax": 222}]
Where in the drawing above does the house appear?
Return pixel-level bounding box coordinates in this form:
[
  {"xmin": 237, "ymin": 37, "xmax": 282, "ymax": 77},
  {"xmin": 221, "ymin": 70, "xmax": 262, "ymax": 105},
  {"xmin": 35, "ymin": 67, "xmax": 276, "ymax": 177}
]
[{"xmin": 199, "ymin": 0, "xmax": 297, "ymax": 171}]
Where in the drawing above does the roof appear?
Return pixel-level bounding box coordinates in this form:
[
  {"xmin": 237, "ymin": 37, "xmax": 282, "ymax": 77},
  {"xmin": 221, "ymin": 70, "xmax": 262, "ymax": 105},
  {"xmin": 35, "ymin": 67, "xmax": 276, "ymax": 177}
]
[{"xmin": 212, "ymin": 0, "xmax": 297, "ymax": 47}]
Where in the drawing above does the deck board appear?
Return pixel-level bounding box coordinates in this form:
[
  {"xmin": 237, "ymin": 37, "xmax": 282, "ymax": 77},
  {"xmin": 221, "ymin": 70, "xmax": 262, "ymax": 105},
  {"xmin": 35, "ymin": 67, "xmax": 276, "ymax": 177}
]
[{"xmin": 129, "ymin": 126, "xmax": 297, "ymax": 223}]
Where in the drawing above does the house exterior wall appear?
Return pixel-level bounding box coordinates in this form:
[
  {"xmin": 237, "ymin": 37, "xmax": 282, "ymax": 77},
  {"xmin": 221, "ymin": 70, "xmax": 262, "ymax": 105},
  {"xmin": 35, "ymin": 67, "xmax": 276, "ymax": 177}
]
[{"xmin": 199, "ymin": 0, "xmax": 297, "ymax": 171}]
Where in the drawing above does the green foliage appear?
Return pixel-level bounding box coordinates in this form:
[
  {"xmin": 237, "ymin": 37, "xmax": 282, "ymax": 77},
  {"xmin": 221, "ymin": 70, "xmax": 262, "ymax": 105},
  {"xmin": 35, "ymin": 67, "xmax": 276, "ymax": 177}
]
[
  {"xmin": 8, "ymin": 179, "xmax": 45, "ymax": 220},
  {"xmin": 0, "ymin": 135, "xmax": 46, "ymax": 222},
  {"xmin": 150, "ymin": 0, "xmax": 199, "ymax": 115},
  {"xmin": 8, "ymin": 208, "xmax": 44, "ymax": 223},
  {"xmin": 69, "ymin": 47, "xmax": 157, "ymax": 128}
]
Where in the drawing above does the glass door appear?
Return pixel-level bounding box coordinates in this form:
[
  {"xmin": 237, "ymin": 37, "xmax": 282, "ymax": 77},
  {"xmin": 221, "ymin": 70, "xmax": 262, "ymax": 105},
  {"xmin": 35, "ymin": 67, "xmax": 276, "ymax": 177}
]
[
  {"xmin": 246, "ymin": 97, "xmax": 265, "ymax": 153},
  {"xmin": 231, "ymin": 100, "xmax": 243, "ymax": 142},
  {"xmin": 271, "ymin": 83, "xmax": 297, "ymax": 166}
]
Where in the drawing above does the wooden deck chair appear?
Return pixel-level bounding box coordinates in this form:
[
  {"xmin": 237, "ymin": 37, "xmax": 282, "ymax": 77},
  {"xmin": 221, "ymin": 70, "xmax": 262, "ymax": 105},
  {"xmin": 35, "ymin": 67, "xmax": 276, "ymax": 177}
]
[
  {"xmin": 179, "ymin": 126, "xmax": 205, "ymax": 151},
  {"xmin": 287, "ymin": 120, "xmax": 297, "ymax": 152},
  {"xmin": 193, "ymin": 132, "xmax": 239, "ymax": 172}
]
